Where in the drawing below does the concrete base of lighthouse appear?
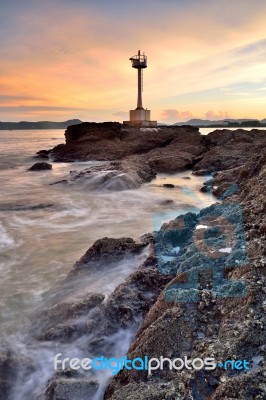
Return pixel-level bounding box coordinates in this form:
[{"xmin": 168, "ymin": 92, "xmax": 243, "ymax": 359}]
[{"xmin": 123, "ymin": 109, "xmax": 157, "ymax": 127}]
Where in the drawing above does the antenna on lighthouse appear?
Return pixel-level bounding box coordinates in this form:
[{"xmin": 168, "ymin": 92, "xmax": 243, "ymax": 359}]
[{"xmin": 124, "ymin": 50, "xmax": 157, "ymax": 127}]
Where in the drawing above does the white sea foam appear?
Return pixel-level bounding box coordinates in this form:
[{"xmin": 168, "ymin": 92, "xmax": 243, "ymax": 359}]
[
  {"xmin": 195, "ymin": 225, "xmax": 209, "ymax": 230},
  {"xmin": 219, "ymin": 247, "xmax": 232, "ymax": 253},
  {"xmin": 140, "ymin": 128, "xmax": 160, "ymax": 132},
  {"xmin": 0, "ymin": 223, "xmax": 16, "ymax": 252}
]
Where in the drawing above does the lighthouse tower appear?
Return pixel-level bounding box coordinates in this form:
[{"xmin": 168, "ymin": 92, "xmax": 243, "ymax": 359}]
[{"xmin": 123, "ymin": 50, "xmax": 157, "ymax": 127}]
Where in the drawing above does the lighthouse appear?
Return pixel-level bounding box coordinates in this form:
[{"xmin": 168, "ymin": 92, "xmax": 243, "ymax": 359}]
[{"xmin": 123, "ymin": 50, "xmax": 157, "ymax": 127}]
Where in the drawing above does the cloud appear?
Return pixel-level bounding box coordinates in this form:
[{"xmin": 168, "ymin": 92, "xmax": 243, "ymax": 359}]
[
  {"xmin": 161, "ymin": 109, "xmax": 193, "ymax": 122},
  {"xmin": 113, "ymin": 111, "xmax": 128, "ymax": 120},
  {"xmin": 205, "ymin": 110, "xmax": 231, "ymax": 120},
  {"xmin": 160, "ymin": 109, "xmax": 233, "ymax": 122},
  {"xmin": 1, "ymin": 0, "xmax": 266, "ymax": 121},
  {"xmin": 0, "ymin": 106, "xmax": 88, "ymax": 113}
]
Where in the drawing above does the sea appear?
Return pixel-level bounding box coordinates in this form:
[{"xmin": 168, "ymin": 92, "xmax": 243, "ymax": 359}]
[{"xmin": 0, "ymin": 127, "xmax": 262, "ymax": 399}]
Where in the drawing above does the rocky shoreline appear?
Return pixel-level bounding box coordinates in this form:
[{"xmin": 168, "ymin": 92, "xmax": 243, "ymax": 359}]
[{"xmin": 1, "ymin": 123, "xmax": 265, "ymax": 399}]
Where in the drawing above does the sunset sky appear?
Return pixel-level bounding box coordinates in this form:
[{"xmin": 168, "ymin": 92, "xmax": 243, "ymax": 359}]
[{"xmin": 1, "ymin": 0, "xmax": 266, "ymax": 123}]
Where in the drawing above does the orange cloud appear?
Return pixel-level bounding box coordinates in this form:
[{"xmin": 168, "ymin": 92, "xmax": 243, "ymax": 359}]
[
  {"xmin": 161, "ymin": 109, "xmax": 193, "ymax": 122},
  {"xmin": 205, "ymin": 110, "xmax": 231, "ymax": 120}
]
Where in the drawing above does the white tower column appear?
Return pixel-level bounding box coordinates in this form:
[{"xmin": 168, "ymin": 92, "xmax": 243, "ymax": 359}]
[{"xmin": 123, "ymin": 50, "xmax": 157, "ymax": 127}]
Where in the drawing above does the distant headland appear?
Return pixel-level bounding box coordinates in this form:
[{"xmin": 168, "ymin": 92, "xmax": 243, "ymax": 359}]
[
  {"xmin": 1, "ymin": 118, "xmax": 266, "ymax": 130},
  {"xmin": 0, "ymin": 119, "xmax": 82, "ymax": 130},
  {"xmin": 173, "ymin": 118, "xmax": 266, "ymax": 128}
]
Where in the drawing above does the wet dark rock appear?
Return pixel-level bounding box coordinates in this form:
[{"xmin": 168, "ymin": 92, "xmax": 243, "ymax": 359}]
[
  {"xmin": 34, "ymin": 154, "xmax": 49, "ymax": 160},
  {"xmin": 0, "ymin": 202, "xmax": 54, "ymax": 211},
  {"xmin": 36, "ymin": 149, "xmax": 51, "ymax": 156},
  {"xmin": 159, "ymin": 212, "xmax": 198, "ymax": 247},
  {"xmin": 45, "ymin": 376, "xmax": 99, "ymax": 400},
  {"xmin": 34, "ymin": 150, "xmax": 50, "ymax": 160},
  {"xmin": 50, "ymin": 179, "xmax": 68, "ymax": 185},
  {"xmin": 162, "ymin": 183, "xmax": 175, "ymax": 188},
  {"xmin": 28, "ymin": 162, "xmax": 52, "ymax": 171},
  {"xmin": 199, "ymin": 149, "xmax": 266, "ymax": 199},
  {"xmin": 69, "ymin": 237, "xmax": 148, "ymax": 276},
  {"xmin": 33, "ymin": 235, "xmax": 174, "ymax": 398},
  {"xmin": 0, "ymin": 352, "xmax": 33, "ymax": 400},
  {"xmin": 159, "ymin": 199, "xmax": 174, "ymax": 206},
  {"xmin": 34, "ymin": 293, "xmax": 105, "ymax": 340},
  {"xmin": 51, "ymin": 159, "xmax": 156, "ymax": 190}
]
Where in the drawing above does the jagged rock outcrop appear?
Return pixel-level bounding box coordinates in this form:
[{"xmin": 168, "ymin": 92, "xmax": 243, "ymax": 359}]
[
  {"xmin": 50, "ymin": 123, "xmax": 207, "ymax": 173},
  {"xmin": 104, "ymin": 150, "xmax": 266, "ymax": 400},
  {"xmin": 49, "ymin": 123, "xmax": 266, "ymax": 181},
  {"xmin": 51, "ymin": 159, "xmax": 156, "ymax": 190},
  {"xmin": 193, "ymin": 129, "xmax": 266, "ymax": 173},
  {"xmin": 18, "ymin": 236, "xmax": 173, "ymax": 400}
]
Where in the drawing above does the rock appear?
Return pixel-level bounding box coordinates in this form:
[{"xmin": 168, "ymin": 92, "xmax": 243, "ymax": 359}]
[
  {"xmin": 200, "ymin": 150, "xmax": 266, "ymax": 199},
  {"xmin": 104, "ymin": 152, "xmax": 266, "ymax": 399},
  {"xmin": 28, "ymin": 162, "xmax": 52, "ymax": 171},
  {"xmin": 45, "ymin": 377, "xmax": 99, "ymax": 400},
  {"xmin": 0, "ymin": 202, "xmax": 54, "ymax": 211},
  {"xmin": 34, "ymin": 154, "xmax": 49, "ymax": 159},
  {"xmin": 37, "ymin": 150, "xmax": 50, "ymax": 155},
  {"xmin": 69, "ymin": 237, "xmax": 148, "ymax": 276},
  {"xmin": 32, "ymin": 293, "xmax": 105, "ymax": 340},
  {"xmin": 31, "ymin": 234, "xmax": 174, "ymax": 398},
  {"xmin": 162, "ymin": 183, "xmax": 175, "ymax": 188},
  {"xmin": 24, "ymin": 132, "xmax": 266, "ymax": 398},
  {"xmin": 34, "ymin": 150, "xmax": 50, "ymax": 160},
  {"xmin": 0, "ymin": 353, "xmax": 33, "ymax": 400},
  {"xmin": 193, "ymin": 129, "xmax": 266, "ymax": 173},
  {"xmin": 43, "ymin": 124, "xmax": 266, "ymax": 183},
  {"xmin": 159, "ymin": 199, "xmax": 174, "ymax": 206},
  {"xmin": 51, "ymin": 159, "xmax": 156, "ymax": 190},
  {"xmin": 50, "ymin": 123, "xmax": 206, "ymax": 174}
]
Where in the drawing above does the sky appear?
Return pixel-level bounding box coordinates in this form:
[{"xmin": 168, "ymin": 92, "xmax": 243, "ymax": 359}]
[{"xmin": 1, "ymin": 0, "xmax": 266, "ymax": 123}]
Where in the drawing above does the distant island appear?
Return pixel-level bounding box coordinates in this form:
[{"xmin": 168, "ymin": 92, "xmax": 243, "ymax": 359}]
[
  {"xmin": 173, "ymin": 118, "xmax": 266, "ymax": 128},
  {"xmin": 0, "ymin": 119, "xmax": 82, "ymax": 130},
  {"xmin": 1, "ymin": 118, "xmax": 266, "ymax": 130}
]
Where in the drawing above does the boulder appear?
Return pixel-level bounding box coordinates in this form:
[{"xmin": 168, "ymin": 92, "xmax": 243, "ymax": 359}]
[
  {"xmin": 34, "ymin": 150, "xmax": 51, "ymax": 160},
  {"xmin": 69, "ymin": 237, "xmax": 148, "ymax": 276},
  {"xmin": 162, "ymin": 183, "xmax": 175, "ymax": 188},
  {"xmin": 28, "ymin": 162, "xmax": 52, "ymax": 171},
  {"xmin": 45, "ymin": 377, "xmax": 99, "ymax": 400},
  {"xmin": 51, "ymin": 159, "xmax": 156, "ymax": 190}
]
